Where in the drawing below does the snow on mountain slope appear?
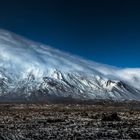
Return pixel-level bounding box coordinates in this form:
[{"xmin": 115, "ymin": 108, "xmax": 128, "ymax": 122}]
[{"xmin": 0, "ymin": 29, "xmax": 140, "ymax": 101}]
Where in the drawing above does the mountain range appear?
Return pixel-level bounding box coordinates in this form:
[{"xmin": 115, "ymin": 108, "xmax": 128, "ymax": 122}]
[{"xmin": 0, "ymin": 29, "xmax": 140, "ymax": 101}]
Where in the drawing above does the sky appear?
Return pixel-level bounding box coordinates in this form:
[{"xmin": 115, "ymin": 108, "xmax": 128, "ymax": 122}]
[{"xmin": 0, "ymin": 0, "xmax": 140, "ymax": 67}]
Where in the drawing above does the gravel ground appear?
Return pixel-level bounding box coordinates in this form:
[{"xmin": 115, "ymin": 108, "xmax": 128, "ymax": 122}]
[{"xmin": 0, "ymin": 103, "xmax": 139, "ymax": 139}]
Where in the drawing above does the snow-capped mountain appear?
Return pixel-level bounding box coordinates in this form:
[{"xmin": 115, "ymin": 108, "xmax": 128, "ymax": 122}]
[{"xmin": 0, "ymin": 29, "xmax": 140, "ymax": 101}]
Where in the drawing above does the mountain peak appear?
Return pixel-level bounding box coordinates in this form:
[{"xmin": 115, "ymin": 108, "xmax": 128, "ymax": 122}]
[{"xmin": 0, "ymin": 29, "xmax": 140, "ymax": 101}]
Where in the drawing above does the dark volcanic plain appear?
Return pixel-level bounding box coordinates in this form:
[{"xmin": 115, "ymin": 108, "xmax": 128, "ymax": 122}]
[{"xmin": 0, "ymin": 100, "xmax": 140, "ymax": 139}]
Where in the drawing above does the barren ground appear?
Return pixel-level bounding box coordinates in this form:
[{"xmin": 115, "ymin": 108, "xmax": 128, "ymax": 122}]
[{"xmin": 0, "ymin": 101, "xmax": 140, "ymax": 139}]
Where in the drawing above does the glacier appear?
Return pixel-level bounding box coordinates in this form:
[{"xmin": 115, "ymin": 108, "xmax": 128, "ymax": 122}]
[{"xmin": 0, "ymin": 29, "xmax": 140, "ymax": 101}]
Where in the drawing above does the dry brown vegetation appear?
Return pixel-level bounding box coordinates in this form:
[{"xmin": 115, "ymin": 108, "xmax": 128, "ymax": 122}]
[{"xmin": 0, "ymin": 102, "xmax": 140, "ymax": 139}]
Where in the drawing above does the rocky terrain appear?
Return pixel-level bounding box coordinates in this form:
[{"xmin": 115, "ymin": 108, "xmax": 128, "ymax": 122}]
[{"xmin": 0, "ymin": 101, "xmax": 140, "ymax": 139}]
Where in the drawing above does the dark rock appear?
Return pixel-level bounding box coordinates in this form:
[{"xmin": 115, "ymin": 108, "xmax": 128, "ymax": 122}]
[{"xmin": 101, "ymin": 112, "xmax": 121, "ymax": 121}]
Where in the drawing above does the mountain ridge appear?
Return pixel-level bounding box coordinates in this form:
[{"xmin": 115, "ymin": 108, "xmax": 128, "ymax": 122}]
[{"xmin": 0, "ymin": 29, "xmax": 140, "ymax": 101}]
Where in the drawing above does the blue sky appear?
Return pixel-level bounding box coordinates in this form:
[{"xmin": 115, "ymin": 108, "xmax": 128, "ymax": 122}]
[{"xmin": 0, "ymin": 0, "xmax": 140, "ymax": 67}]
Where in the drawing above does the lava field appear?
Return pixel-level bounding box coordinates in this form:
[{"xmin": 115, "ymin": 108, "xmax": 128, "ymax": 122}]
[{"xmin": 0, "ymin": 102, "xmax": 140, "ymax": 139}]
